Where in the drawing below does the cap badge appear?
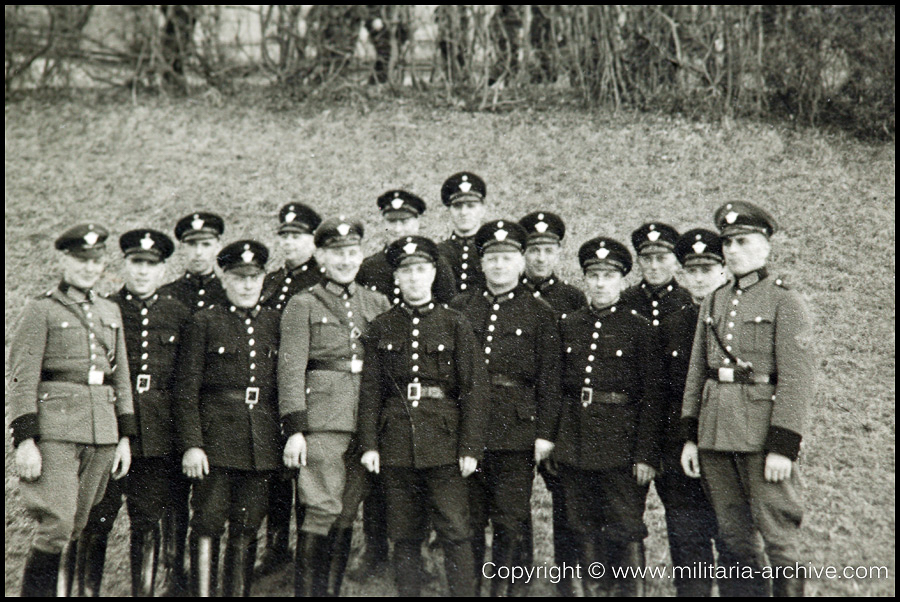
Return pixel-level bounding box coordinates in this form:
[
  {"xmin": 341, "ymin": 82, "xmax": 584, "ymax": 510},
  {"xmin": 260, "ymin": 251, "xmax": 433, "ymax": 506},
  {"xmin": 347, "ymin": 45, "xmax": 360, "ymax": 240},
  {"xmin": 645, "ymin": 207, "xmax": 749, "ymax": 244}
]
[
  {"xmin": 535, "ymin": 221, "xmax": 548, "ymax": 233},
  {"xmin": 337, "ymin": 223, "xmax": 351, "ymax": 236},
  {"xmin": 241, "ymin": 249, "xmax": 255, "ymax": 264},
  {"xmin": 725, "ymin": 211, "xmax": 739, "ymax": 224},
  {"xmin": 83, "ymin": 231, "xmax": 99, "ymax": 246},
  {"xmin": 191, "ymin": 217, "xmax": 205, "ymax": 231},
  {"xmin": 692, "ymin": 241, "xmax": 708, "ymax": 254},
  {"xmin": 494, "ymin": 229, "xmax": 508, "ymax": 242},
  {"xmin": 403, "ymin": 242, "xmax": 418, "ymax": 255},
  {"xmin": 391, "ymin": 198, "xmax": 405, "ymax": 210},
  {"xmin": 285, "ymin": 211, "xmax": 297, "ymax": 223},
  {"xmin": 595, "ymin": 248, "xmax": 610, "ymax": 259},
  {"xmin": 459, "ymin": 181, "xmax": 472, "ymax": 193},
  {"xmin": 647, "ymin": 230, "xmax": 661, "ymax": 242},
  {"xmin": 140, "ymin": 234, "xmax": 155, "ymax": 250}
]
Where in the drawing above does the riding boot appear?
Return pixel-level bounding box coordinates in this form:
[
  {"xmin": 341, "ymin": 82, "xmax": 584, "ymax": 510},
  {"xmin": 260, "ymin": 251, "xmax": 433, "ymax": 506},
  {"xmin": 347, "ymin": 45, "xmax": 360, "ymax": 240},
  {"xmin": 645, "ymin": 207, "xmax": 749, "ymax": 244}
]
[
  {"xmin": 324, "ymin": 528, "xmax": 353, "ymax": 597},
  {"xmin": 189, "ymin": 535, "xmax": 217, "ymax": 597},
  {"xmin": 581, "ymin": 532, "xmax": 612, "ymax": 597},
  {"xmin": 57, "ymin": 539, "xmax": 77, "ymax": 597},
  {"xmin": 256, "ymin": 475, "xmax": 293, "ymax": 578},
  {"xmin": 223, "ymin": 533, "xmax": 257, "ymax": 597},
  {"xmin": 489, "ymin": 526, "xmax": 521, "ymax": 597},
  {"xmin": 22, "ymin": 548, "xmax": 62, "ymax": 597},
  {"xmin": 773, "ymin": 575, "xmax": 805, "ymax": 597},
  {"xmin": 393, "ymin": 539, "xmax": 424, "ymax": 597},
  {"xmin": 295, "ymin": 531, "xmax": 330, "ymax": 597},
  {"xmin": 76, "ymin": 533, "xmax": 108, "ymax": 597},
  {"xmin": 131, "ymin": 526, "xmax": 161, "ymax": 597},
  {"xmin": 443, "ymin": 539, "xmax": 475, "ymax": 597},
  {"xmin": 716, "ymin": 543, "xmax": 769, "ymax": 597},
  {"xmin": 161, "ymin": 503, "xmax": 190, "ymax": 596},
  {"xmin": 613, "ymin": 541, "xmax": 645, "ymax": 597}
]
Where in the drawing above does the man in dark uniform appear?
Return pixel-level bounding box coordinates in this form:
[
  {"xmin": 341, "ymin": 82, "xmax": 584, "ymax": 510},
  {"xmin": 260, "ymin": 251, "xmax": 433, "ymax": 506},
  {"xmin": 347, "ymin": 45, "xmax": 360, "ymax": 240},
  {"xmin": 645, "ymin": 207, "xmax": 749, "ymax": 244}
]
[
  {"xmin": 175, "ymin": 240, "xmax": 282, "ymax": 597},
  {"xmin": 358, "ymin": 236, "xmax": 489, "ymax": 597},
  {"xmin": 656, "ymin": 229, "xmax": 727, "ymax": 597},
  {"xmin": 256, "ymin": 202, "xmax": 324, "ymax": 578},
  {"xmin": 682, "ymin": 202, "xmax": 815, "ymax": 597},
  {"xmin": 75, "ymin": 229, "xmax": 193, "ymax": 597},
  {"xmin": 159, "ymin": 211, "xmax": 229, "ymax": 313},
  {"xmin": 517, "ymin": 210, "xmax": 586, "ymax": 596},
  {"xmin": 437, "ymin": 172, "xmax": 489, "ymax": 294},
  {"xmin": 450, "ymin": 220, "xmax": 562, "ymax": 596},
  {"xmin": 158, "ymin": 211, "xmax": 228, "ymax": 592},
  {"xmin": 354, "ymin": 190, "xmax": 457, "ymax": 578},
  {"xmin": 548, "ymin": 237, "xmax": 665, "ymax": 597},
  {"xmin": 8, "ymin": 224, "xmax": 135, "ymax": 597},
  {"xmin": 279, "ymin": 218, "xmax": 390, "ymax": 596},
  {"xmin": 620, "ymin": 222, "xmax": 692, "ymax": 327}
]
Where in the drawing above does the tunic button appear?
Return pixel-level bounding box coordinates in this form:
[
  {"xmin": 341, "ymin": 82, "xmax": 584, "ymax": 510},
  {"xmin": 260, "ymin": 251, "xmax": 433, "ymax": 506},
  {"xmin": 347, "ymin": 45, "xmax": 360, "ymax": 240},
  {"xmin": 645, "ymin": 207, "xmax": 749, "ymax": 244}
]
[
  {"xmin": 725, "ymin": 346, "xmax": 732, "ymax": 352},
  {"xmin": 279, "ymin": 295, "xmax": 286, "ymax": 300},
  {"xmin": 413, "ymin": 318, "xmax": 420, "ymax": 325},
  {"xmin": 488, "ymin": 325, "xmax": 495, "ymax": 332},
  {"xmin": 723, "ymin": 358, "xmax": 731, "ymax": 364},
  {"xmin": 142, "ymin": 319, "xmax": 149, "ymax": 326},
  {"xmin": 590, "ymin": 344, "xmax": 597, "ymax": 350},
  {"xmin": 736, "ymin": 290, "xmax": 743, "ymax": 295},
  {"xmin": 616, "ymin": 350, "xmax": 623, "ymax": 356},
  {"xmin": 730, "ymin": 311, "xmax": 737, "ymax": 317},
  {"xmin": 248, "ymin": 327, "xmax": 254, "ymax": 334},
  {"xmin": 588, "ymin": 355, "xmax": 595, "ymax": 361},
  {"xmin": 250, "ymin": 363, "xmax": 256, "ymax": 370},
  {"xmin": 142, "ymin": 330, "xmax": 148, "ymax": 337},
  {"xmin": 412, "ymin": 354, "xmax": 419, "ymax": 360},
  {"xmin": 652, "ymin": 310, "xmax": 659, "ymax": 316},
  {"xmin": 437, "ymin": 344, "xmax": 444, "ymax": 351},
  {"xmin": 493, "ymin": 304, "xmax": 500, "ymax": 311},
  {"xmin": 595, "ymin": 322, "xmax": 601, "ymax": 329},
  {"xmin": 485, "ymin": 347, "xmax": 491, "ymax": 354},
  {"xmin": 584, "ymin": 378, "xmax": 591, "ymax": 385},
  {"xmin": 249, "ymin": 339, "xmax": 255, "ymax": 346},
  {"xmin": 672, "ymin": 351, "xmax": 678, "ymax": 357},
  {"xmin": 592, "ymin": 332, "xmax": 599, "ymax": 339},
  {"xmin": 652, "ymin": 301, "xmax": 659, "ymax": 307},
  {"xmin": 250, "ymin": 351, "xmax": 257, "ymax": 358},
  {"xmin": 461, "ymin": 284, "xmax": 467, "ymax": 290},
  {"xmin": 91, "ymin": 354, "xmax": 97, "ymax": 360},
  {"xmin": 197, "ymin": 301, "xmax": 205, "ymax": 307},
  {"xmin": 89, "ymin": 332, "xmax": 95, "ymax": 339},
  {"xmin": 140, "ymin": 353, "xmax": 149, "ymax": 360},
  {"xmin": 412, "ymin": 342, "xmax": 419, "ymax": 349},
  {"xmin": 515, "ymin": 329, "xmax": 522, "ymax": 336},
  {"xmin": 412, "ymin": 365, "xmax": 419, "ymax": 372},
  {"xmin": 285, "ymin": 278, "xmax": 292, "ymax": 284},
  {"xmin": 652, "ymin": 320, "xmax": 659, "ymax": 326},
  {"xmin": 461, "ymin": 274, "xmax": 467, "ymax": 280},
  {"xmin": 490, "ymin": 315, "xmax": 497, "ymax": 322},
  {"xmin": 141, "ymin": 365, "xmax": 148, "ymax": 371},
  {"xmin": 86, "ymin": 313, "xmax": 92, "ymax": 318},
  {"xmin": 142, "ymin": 341, "xmax": 148, "ymax": 348},
  {"xmin": 486, "ymin": 336, "xmax": 493, "ymax": 342},
  {"xmin": 412, "ymin": 401, "xmax": 419, "ymax": 408},
  {"xmin": 732, "ymin": 299, "xmax": 739, "ymax": 305},
  {"xmin": 141, "ymin": 309, "xmax": 148, "ymax": 316},
  {"xmin": 585, "ymin": 366, "xmax": 592, "ymax": 373},
  {"xmin": 462, "ymin": 263, "xmax": 468, "ymax": 269},
  {"xmin": 725, "ymin": 334, "xmax": 733, "ymax": 340},
  {"xmin": 412, "ymin": 330, "xmax": 419, "ymax": 336},
  {"xmin": 246, "ymin": 319, "xmax": 252, "ymax": 325},
  {"xmin": 250, "ymin": 376, "xmax": 256, "ymax": 383},
  {"xmin": 728, "ymin": 322, "xmax": 734, "ymax": 328},
  {"xmin": 199, "ymin": 290, "xmax": 205, "ymax": 296},
  {"xmin": 462, "ymin": 253, "xmax": 468, "ymax": 259},
  {"xmin": 347, "ymin": 311, "xmax": 353, "ymax": 318}
]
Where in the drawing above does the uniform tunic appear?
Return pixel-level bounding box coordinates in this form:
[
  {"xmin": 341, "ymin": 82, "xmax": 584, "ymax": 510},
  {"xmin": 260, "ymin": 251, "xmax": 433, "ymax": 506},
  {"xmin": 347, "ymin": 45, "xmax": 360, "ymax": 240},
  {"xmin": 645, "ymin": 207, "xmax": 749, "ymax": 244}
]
[
  {"xmin": 620, "ymin": 279, "xmax": 692, "ymax": 327},
  {"xmin": 681, "ymin": 268, "xmax": 814, "ymax": 573},
  {"xmin": 438, "ymin": 233, "xmax": 486, "ymax": 294},
  {"xmin": 260, "ymin": 258, "xmax": 323, "ymax": 312},
  {"xmin": 7, "ymin": 283, "xmax": 136, "ymax": 552},
  {"xmin": 158, "ymin": 271, "xmax": 228, "ymax": 314},
  {"xmin": 357, "ymin": 247, "xmax": 458, "ymax": 306},
  {"xmin": 520, "ymin": 273, "xmax": 586, "ymax": 319}
]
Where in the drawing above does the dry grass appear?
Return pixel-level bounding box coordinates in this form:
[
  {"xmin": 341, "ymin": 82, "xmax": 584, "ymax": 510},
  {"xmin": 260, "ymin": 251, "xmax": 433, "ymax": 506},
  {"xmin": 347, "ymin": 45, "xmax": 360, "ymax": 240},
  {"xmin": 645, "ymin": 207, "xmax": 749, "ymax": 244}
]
[{"xmin": 5, "ymin": 95, "xmax": 895, "ymax": 596}]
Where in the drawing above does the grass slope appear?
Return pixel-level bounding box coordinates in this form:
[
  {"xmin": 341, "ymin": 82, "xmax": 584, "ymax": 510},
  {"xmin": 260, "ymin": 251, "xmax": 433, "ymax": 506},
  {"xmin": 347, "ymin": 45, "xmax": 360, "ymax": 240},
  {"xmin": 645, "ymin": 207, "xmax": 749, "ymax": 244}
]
[{"xmin": 5, "ymin": 97, "xmax": 895, "ymax": 596}]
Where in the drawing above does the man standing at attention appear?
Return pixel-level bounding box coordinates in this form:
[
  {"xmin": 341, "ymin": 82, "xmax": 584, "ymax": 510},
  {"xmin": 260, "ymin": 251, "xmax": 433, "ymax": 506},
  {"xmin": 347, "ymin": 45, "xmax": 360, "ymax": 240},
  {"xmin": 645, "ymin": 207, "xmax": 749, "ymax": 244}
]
[
  {"xmin": 437, "ymin": 172, "xmax": 489, "ymax": 294},
  {"xmin": 621, "ymin": 222, "xmax": 692, "ymax": 327},
  {"xmin": 682, "ymin": 202, "xmax": 815, "ymax": 597}
]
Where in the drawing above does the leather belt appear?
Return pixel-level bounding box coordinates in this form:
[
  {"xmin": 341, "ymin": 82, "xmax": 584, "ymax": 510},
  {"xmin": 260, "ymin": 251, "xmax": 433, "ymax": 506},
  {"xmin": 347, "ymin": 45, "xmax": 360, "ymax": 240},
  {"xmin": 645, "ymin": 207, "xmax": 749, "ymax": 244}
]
[
  {"xmin": 41, "ymin": 370, "xmax": 109, "ymax": 386},
  {"xmin": 707, "ymin": 367, "xmax": 777, "ymax": 385},
  {"xmin": 307, "ymin": 359, "xmax": 363, "ymax": 373},
  {"xmin": 202, "ymin": 387, "xmax": 265, "ymax": 408},
  {"xmin": 579, "ymin": 388, "xmax": 629, "ymax": 407},
  {"xmin": 405, "ymin": 383, "xmax": 445, "ymax": 400},
  {"xmin": 490, "ymin": 374, "xmax": 532, "ymax": 389}
]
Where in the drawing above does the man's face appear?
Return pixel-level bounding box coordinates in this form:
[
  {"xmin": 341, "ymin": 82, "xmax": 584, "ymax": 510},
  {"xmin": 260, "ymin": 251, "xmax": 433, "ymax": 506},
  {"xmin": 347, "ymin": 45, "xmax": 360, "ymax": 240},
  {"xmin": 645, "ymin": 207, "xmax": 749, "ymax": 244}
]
[
  {"xmin": 448, "ymin": 201, "xmax": 486, "ymax": 237},
  {"xmin": 182, "ymin": 237, "xmax": 221, "ymax": 275},
  {"xmin": 384, "ymin": 213, "xmax": 420, "ymax": 239},
  {"xmin": 722, "ymin": 233, "xmax": 771, "ymax": 277},
  {"xmin": 681, "ymin": 263, "xmax": 727, "ymax": 301},
  {"xmin": 318, "ymin": 245, "xmax": 364, "ymax": 284},
  {"xmin": 584, "ymin": 267, "xmax": 625, "ymax": 308},
  {"xmin": 637, "ymin": 250, "xmax": 679, "ymax": 286},
  {"xmin": 395, "ymin": 261, "xmax": 436, "ymax": 306},
  {"xmin": 482, "ymin": 249, "xmax": 524, "ymax": 293},
  {"xmin": 62, "ymin": 254, "xmax": 106, "ymax": 290},
  {"xmin": 124, "ymin": 257, "xmax": 167, "ymax": 298},
  {"xmin": 278, "ymin": 232, "xmax": 316, "ymax": 268},
  {"xmin": 524, "ymin": 242, "xmax": 561, "ymax": 280},
  {"xmin": 222, "ymin": 271, "xmax": 266, "ymax": 308}
]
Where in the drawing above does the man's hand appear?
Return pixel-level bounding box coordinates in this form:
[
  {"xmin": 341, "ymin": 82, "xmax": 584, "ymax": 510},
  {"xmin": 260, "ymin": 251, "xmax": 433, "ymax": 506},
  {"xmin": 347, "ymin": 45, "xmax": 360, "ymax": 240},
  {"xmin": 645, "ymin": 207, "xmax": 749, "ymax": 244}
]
[
  {"xmin": 681, "ymin": 442, "xmax": 701, "ymax": 478},
  {"xmin": 15, "ymin": 439, "xmax": 42, "ymax": 482},
  {"xmin": 534, "ymin": 438, "xmax": 555, "ymax": 464},
  {"xmin": 633, "ymin": 462, "xmax": 657, "ymax": 486},
  {"xmin": 183, "ymin": 447, "xmax": 209, "ymax": 479},
  {"xmin": 283, "ymin": 433, "xmax": 307, "ymax": 469},
  {"xmin": 459, "ymin": 456, "xmax": 477, "ymax": 478},
  {"xmin": 361, "ymin": 451, "xmax": 380, "ymax": 474},
  {"xmin": 111, "ymin": 437, "xmax": 132, "ymax": 480},
  {"xmin": 764, "ymin": 452, "xmax": 792, "ymax": 483}
]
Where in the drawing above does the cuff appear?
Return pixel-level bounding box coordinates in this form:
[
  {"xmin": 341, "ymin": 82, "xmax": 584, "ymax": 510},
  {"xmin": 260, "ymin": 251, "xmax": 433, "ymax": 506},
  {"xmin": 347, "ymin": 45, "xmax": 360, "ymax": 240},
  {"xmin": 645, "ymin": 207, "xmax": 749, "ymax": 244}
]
[
  {"xmin": 10, "ymin": 413, "xmax": 40, "ymax": 448},
  {"xmin": 117, "ymin": 413, "xmax": 138, "ymax": 439},
  {"xmin": 680, "ymin": 417, "xmax": 699, "ymax": 444},
  {"xmin": 764, "ymin": 426, "xmax": 802, "ymax": 461},
  {"xmin": 459, "ymin": 444, "xmax": 484, "ymax": 462},
  {"xmin": 282, "ymin": 411, "xmax": 308, "ymax": 436}
]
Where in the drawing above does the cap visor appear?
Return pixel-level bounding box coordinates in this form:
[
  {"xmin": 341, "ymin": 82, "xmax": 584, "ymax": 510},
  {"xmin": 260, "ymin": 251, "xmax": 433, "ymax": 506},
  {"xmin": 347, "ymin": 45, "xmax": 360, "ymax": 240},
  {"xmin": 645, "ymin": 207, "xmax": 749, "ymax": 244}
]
[
  {"xmin": 181, "ymin": 231, "xmax": 219, "ymax": 242},
  {"xmin": 66, "ymin": 247, "xmax": 106, "ymax": 260},
  {"xmin": 638, "ymin": 243, "xmax": 675, "ymax": 255},
  {"xmin": 124, "ymin": 250, "xmax": 164, "ymax": 263}
]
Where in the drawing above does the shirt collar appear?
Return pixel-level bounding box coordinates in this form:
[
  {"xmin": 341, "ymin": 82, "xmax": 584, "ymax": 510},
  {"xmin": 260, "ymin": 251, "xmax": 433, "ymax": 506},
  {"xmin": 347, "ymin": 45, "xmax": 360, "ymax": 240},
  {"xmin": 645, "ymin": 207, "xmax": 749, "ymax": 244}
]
[
  {"xmin": 59, "ymin": 281, "xmax": 94, "ymax": 303},
  {"xmin": 287, "ymin": 257, "xmax": 317, "ymax": 276},
  {"xmin": 121, "ymin": 287, "xmax": 159, "ymax": 308},
  {"xmin": 522, "ymin": 273, "xmax": 556, "ymax": 292},
  {"xmin": 589, "ymin": 301, "xmax": 619, "ymax": 318},
  {"xmin": 450, "ymin": 232, "xmax": 476, "ymax": 244},
  {"xmin": 735, "ymin": 267, "xmax": 768, "ymax": 290},
  {"xmin": 641, "ymin": 279, "xmax": 676, "ymax": 299},
  {"xmin": 323, "ymin": 279, "xmax": 357, "ymax": 298},
  {"xmin": 186, "ymin": 270, "xmax": 217, "ymax": 286},
  {"xmin": 483, "ymin": 285, "xmax": 521, "ymax": 305},
  {"xmin": 401, "ymin": 300, "xmax": 436, "ymax": 317},
  {"xmin": 229, "ymin": 303, "xmax": 262, "ymax": 319}
]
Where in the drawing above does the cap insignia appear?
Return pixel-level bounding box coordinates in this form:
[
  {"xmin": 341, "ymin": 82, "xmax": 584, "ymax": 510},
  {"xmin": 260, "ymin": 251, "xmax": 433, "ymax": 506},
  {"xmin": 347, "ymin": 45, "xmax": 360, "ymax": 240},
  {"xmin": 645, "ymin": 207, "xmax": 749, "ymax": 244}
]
[
  {"xmin": 191, "ymin": 217, "xmax": 205, "ymax": 231},
  {"xmin": 647, "ymin": 231, "xmax": 661, "ymax": 242},
  {"xmin": 459, "ymin": 181, "xmax": 472, "ymax": 193},
  {"xmin": 391, "ymin": 198, "xmax": 405, "ymax": 210},
  {"xmin": 535, "ymin": 221, "xmax": 548, "ymax": 233},
  {"xmin": 403, "ymin": 242, "xmax": 418, "ymax": 255},
  {"xmin": 595, "ymin": 248, "xmax": 610, "ymax": 259},
  {"xmin": 285, "ymin": 211, "xmax": 296, "ymax": 223},
  {"xmin": 337, "ymin": 223, "xmax": 351, "ymax": 236},
  {"xmin": 725, "ymin": 211, "xmax": 739, "ymax": 224},
  {"xmin": 494, "ymin": 229, "xmax": 508, "ymax": 242},
  {"xmin": 241, "ymin": 249, "xmax": 255, "ymax": 264},
  {"xmin": 695, "ymin": 233, "xmax": 703, "ymax": 240},
  {"xmin": 84, "ymin": 231, "xmax": 99, "ymax": 246},
  {"xmin": 692, "ymin": 241, "xmax": 707, "ymax": 254},
  {"xmin": 140, "ymin": 234, "xmax": 155, "ymax": 250}
]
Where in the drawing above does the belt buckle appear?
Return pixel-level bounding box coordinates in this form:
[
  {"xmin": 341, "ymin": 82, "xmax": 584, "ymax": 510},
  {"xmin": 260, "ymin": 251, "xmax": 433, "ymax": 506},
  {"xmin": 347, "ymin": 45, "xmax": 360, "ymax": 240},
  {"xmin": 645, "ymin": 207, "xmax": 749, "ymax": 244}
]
[
  {"xmin": 718, "ymin": 367, "xmax": 735, "ymax": 383},
  {"xmin": 245, "ymin": 387, "xmax": 260, "ymax": 408},
  {"xmin": 407, "ymin": 382, "xmax": 421, "ymax": 401},
  {"xmin": 136, "ymin": 374, "xmax": 151, "ymax": 393},
  {"xmin": 581, "ymin": 386, "xmax": 593, "ymax": 407},
  {"xmin": 88, "ymin": 369, "xmax": 105, "ymax": 385},
  {"xmin": 350, "ymin": 358, "xmax": 364, "ymax": 373}
]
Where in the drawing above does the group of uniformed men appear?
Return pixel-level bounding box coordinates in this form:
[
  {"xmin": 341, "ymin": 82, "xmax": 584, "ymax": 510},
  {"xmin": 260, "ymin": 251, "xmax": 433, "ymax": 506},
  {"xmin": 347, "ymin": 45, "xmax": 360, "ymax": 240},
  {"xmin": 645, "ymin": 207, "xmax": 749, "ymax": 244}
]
[{"xmin": 9, "ymin": 171, "xmax": 814, "ymax": 598}]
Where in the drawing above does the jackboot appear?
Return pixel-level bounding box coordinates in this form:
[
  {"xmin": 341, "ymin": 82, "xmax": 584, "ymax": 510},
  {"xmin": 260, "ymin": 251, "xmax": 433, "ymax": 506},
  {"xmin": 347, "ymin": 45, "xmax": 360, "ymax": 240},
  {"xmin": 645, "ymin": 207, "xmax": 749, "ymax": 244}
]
[
  {"xmin": 189, "ymin": 535, "xmax": 220, "ymax": 597},
  {"xmin": 716, "ymin": 544, "xmax": 769, "ymax": 597},
  {"xmin": 160, "ymin": 503, "xmax": 190, "ymax": 596},
  {"xmin": 472, "ymin": 534, "xmax": 487, "ymax": 596},
  {"xmin": 324, "ymin": 528, "xmax": 353, "ymax": 597},
  {"xmin": 443, "ymin": 539, "xmax": 475, "ymax": 597},
  {"xmin": 75, "ymin": 533, "xmax": 109, "ymax": 597},
  {"xmin": 22, "ymin": 548, "xmax": 62, "ymax": 598},
  {"xmin": 612, "ymin": 541, "xmax": 645, "ymax": 597},
  {"xmin": 581, "ymin": 533, "xmax": 613, "ymax": 597},
  {"xmin": 348, "ymin": 526, "xmax": 389, "ymax": 581},
  {"xmin": 393, "ymin": 539, "xmax": 424, "ymax": 597},
  {"xmin": 295, "ymin": 531, "xmax": 330, "ymax": 597},
  {"xmin": 57, "ymin": 539, "xmax": 77, "ymax": 597},
  {"xmin": 223, "ymin": 533, "xmax": 257, "ymax": 597},
  {"xmin": 489, "ymin": 526, "xmax": 521, "ymax": 597},
  {"xmin": 773, "ymin": 575, "xmax": 805, "ymax": 597},
  {"xmin": 130, "ymin": 526, "xmax": 161, "ymax": 597}
]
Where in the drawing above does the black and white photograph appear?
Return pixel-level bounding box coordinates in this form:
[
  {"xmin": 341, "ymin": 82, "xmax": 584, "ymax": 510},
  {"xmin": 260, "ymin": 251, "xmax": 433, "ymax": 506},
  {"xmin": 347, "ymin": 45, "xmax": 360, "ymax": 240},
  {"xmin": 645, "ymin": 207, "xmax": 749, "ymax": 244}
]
[{"xmin": 5, "ymin": 5, "xmax": 894, "ymax": 597}]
